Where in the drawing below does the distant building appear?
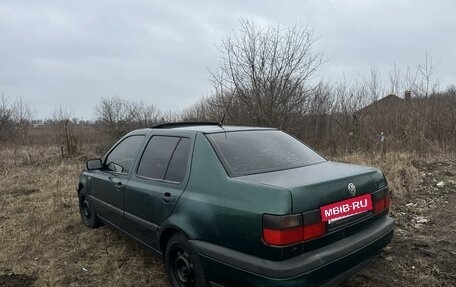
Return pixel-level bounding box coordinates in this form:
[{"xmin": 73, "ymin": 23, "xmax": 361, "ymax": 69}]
[
  {"xmin": 32, "ymin": 120, "xmax": 46, "ymax": 128},
  {"xmin": 355, "ymin": 94, "xmax": 405, "ymax": 117}
]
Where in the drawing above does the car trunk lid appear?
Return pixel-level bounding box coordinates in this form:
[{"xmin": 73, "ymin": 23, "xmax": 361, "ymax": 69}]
[{"xmin": 237, "ymin": 161, "xmax": 380, "ymax": 213}]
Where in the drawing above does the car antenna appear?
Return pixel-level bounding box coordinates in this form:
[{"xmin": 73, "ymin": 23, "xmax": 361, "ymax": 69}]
[
  {"xmin": 218, "ymin": 90, "xmax": 236, "ymax": 129},
  {"xmin": 218, "ymin": 113, "xmax": 227, "ymax": 138},
  {"xmin": 218, "ymin": 113, "xmax": 226, "ymax": 128}
]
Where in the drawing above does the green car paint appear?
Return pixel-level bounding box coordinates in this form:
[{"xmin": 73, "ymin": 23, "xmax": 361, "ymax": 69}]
[
  {"xmin": 78, "ymin": 124, "xmax": 394, "ymax": 287},
  {"xmin": 161, "ymin": 132, "xmax": 293, "ymax": 258}
]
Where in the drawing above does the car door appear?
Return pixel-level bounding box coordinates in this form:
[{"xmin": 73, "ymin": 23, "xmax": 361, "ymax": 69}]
[
  {"xmin": 123, "ymin": 134, "xmax": 193, "ymax": 247},
  {"xmin": 89, "ymin": 135, "xmax": 145, "ymax": 228}
]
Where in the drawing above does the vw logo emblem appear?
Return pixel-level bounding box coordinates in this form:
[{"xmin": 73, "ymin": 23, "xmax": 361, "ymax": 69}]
[{"xmin": 348, "ymin": 182, "xmax": 356, "ymax": 196}]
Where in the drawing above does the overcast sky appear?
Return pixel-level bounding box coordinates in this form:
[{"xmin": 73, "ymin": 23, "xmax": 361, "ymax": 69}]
[{"xmin": 1, "ymin": 0, "xmax": 455, "ymax": 119}]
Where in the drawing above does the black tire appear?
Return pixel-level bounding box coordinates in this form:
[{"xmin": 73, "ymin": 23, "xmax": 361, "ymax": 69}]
[
  {"xmin": 78, "ymin": 190, "xmax": 102, "ymax": 229},
  {"xmin": 165, "ymin": 233, "xmax": 208, "ymax": 287}
]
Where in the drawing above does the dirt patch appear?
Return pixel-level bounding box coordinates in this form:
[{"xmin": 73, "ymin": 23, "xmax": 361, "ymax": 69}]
[
  {"xmin": 0, "ymin": 273, "xmax": 36, "ymax": 287},
  {"xmin": 6, "ymin": 187, "xmax": 40, "ymax": 196},
  {"xmin": 342, "ymin": 158, "xmax": 456, "ymax": 286}
]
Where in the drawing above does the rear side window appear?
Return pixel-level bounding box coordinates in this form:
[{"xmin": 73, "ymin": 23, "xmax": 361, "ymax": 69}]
[
  {"xmin": 105, "ymin": 135, "xmax": 145, "ymax": 173},
  {"xmin": 137, "ymin": 136, "xmax": 191, "ymax": 183},
  {"xmin": 137, "ymin": 136, "xmax": 180, "ymax": 180},
  {"xmin": 207, "ymin": 130, "xmax": 326, "ymax": 176},
  {"xmin": 165, "ymin": 138, "xmax": 191, "ymax": 182}
]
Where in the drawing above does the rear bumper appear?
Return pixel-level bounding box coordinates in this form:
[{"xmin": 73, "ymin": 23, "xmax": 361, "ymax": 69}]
[{"xmin": 191, "ymin": 216, "xmax": 394, "ymax": 287}]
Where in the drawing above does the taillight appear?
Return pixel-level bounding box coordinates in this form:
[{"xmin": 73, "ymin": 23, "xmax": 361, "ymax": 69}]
[
  {"xmin": 263, "ymin": 214, "xmax": 302, "ymax": 245},
  {"xmin": 302, "ymin": 209, "xmax": 325, "ymax": 240},
  {"xmin": 302, "ymin": 222, "xmax": 326, "ymax": 240},
  {"xmin": 373, "ymin": 188, "xmax": 391, "ymax": 213},
  {"xmin": 263, "ymin": 211, "xmax": 326, "ymax": 246},
  {"xmin": 263, "ymin": 226, "xmax": 303, "ymax": 245}
]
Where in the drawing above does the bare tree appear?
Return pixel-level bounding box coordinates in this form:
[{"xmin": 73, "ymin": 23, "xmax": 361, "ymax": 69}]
[
  {"xmin": 53, "ymin": 106, "xmax": 80, "ymax": 157},
  {"xmin": 388, "ymin": 63, "xmax": 402, "ymax": 97},
  {"xmin": 95, "ymin": 97, "xmax": 132, "ymax": 138},
  {"xmin": 416, "ymin": 50, "xmax": 438, "ymax": 97},
  {"xmin": 128, "ymin": 99, "xmax": 161, "ymax": 127},
  {"xmin": 402, "ymin": 66, "xmax": 419, "ymax": 94},
  {"xmin": 12, "ymin": 97, "xmax": 35, "ymax": 140},
  {"xmin": 387, "ymin": 52, "xmax": 438, "ymax": 99},
  {"xmin": 185, "ymin": 36, "xmax": 456, "ymax": 155},
  {"xmin": 364, "ymin": 65, "xmax": 385, "ymax": 103},
  {"xmin": 95, "ymin": 97, "xmax": 163, "ymax": 138},
  {"xmin": 212, "ymin": 19, "xmax": 325, "ymax": 128},
  {"xmin": 0, "ymin": 94, "xmax": 15, "ymax": 141},
  {"xmin": 448, "ymin": 85, "xmax": 456, "ymax": 97}
]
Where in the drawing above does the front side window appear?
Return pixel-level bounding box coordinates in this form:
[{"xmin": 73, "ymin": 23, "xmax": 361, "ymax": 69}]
[
  {"xmin": 137, "ymin": 136, "xmax": 192, "ymax": 183},
  {"xmin": 207, "ymin": 130, "xmax": 326, "ymax": 176},
  {"xmin": 105, "ymin": 135, "xmax": 145, "ymax": 173}
]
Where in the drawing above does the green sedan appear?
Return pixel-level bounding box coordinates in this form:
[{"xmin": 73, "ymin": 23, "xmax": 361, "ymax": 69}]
[{"xmin": 77, "ymin": 122, "xmax": 394, "ymax": 287}]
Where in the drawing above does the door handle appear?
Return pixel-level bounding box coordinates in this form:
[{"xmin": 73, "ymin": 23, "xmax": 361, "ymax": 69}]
[
  {"xmin": 116, "ymin": 181, "xmax": 123, "ymax": 191},
  {"xmin": 162, "ymin": 192, "xmax": 176, "ymax": 204}
]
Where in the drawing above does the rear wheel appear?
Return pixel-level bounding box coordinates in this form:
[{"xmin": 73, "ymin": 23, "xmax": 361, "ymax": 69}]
[
  {"xmin": 165, "ymin": 233, "xmax": 207, "ymax": 287},
  {"xmin": 78, "ymin": 190, "xmax": 102, "ymax": 228}
]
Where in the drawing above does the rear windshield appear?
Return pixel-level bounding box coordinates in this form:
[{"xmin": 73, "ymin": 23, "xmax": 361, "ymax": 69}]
[{"xmin": 207, "ymin": 130, "xmax": 326, "ymax": 176}]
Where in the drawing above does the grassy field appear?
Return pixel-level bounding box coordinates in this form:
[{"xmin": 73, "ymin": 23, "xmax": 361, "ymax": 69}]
[
  {"xmin": 1, "ymin": 141, "xmax": 455, "ymax": 286},
  {"xmin": 0, "ymin": 145, "xmax": 168, "ymax": 286}
]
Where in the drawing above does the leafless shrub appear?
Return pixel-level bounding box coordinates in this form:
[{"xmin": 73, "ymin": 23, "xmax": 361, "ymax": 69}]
[
  {"xmin": 95, "ymin": 97, "xmax": 162, "ymax": 139},
  {"xmin": 94, "ymin": 97, "xmax": 131, "ymax": 138},
  {"xmin": 0, "ymin": 94, "xmax": 15, "ymax": 141},
  {"xmin": 129, "ymin": 99, "xmax": 161, "ymax": 127},
  {"xmin": 53, "ymin": 106, "xmax": 80, "ymax": 157},
  {"xmin": 12, "ymin": 97, "xmax": 35, "ymax": 141}
]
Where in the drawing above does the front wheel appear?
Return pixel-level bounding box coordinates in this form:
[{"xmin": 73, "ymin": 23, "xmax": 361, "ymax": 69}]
[
  {"xmin": 165, "ymin": 234, "xmax": 207, "ymax": 287},
  {"xmin": 78, "ymin": 190, "xmax": 102, "ymax": 229}
]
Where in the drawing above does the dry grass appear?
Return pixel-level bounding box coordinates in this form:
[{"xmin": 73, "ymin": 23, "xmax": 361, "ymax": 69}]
[
  {"xmin": 334, "ymin": 151, "xmax": 427, "ymax": 200},
  {"xmin": 1, "ymin": 145, "xmax": 454, "ymax": 286},
  {"xmin": 0, "ymin": 146, "xmax": 168, "ymax": 286}
]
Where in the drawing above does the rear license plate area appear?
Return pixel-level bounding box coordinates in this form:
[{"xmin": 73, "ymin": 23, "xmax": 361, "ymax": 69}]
[{"xmin": 320, "ymin": 194, "xmax": 373, "ymax": 224}]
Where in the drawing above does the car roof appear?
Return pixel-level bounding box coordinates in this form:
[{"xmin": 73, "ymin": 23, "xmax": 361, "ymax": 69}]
[
  {"xmin": 149, "ymin": 122, "xmax": 276, "ymax": 134},
  {"xmin": 124, "ymin": 123, "xmax": 277, "ymax": 138},
  {"xmin": 169, "ymin": 125, "xmax": 275, "ymax": 133}
]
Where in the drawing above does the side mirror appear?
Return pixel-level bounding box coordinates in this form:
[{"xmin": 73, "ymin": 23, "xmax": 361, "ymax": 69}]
[{"xmin": 86, "ymin": 159, "xmax": 103, "ymax": 170}]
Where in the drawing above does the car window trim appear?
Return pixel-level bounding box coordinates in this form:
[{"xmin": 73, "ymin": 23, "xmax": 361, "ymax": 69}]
[{"xmin": 135, "ymin": 174, "xmax": 181, "ymax": 185}]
